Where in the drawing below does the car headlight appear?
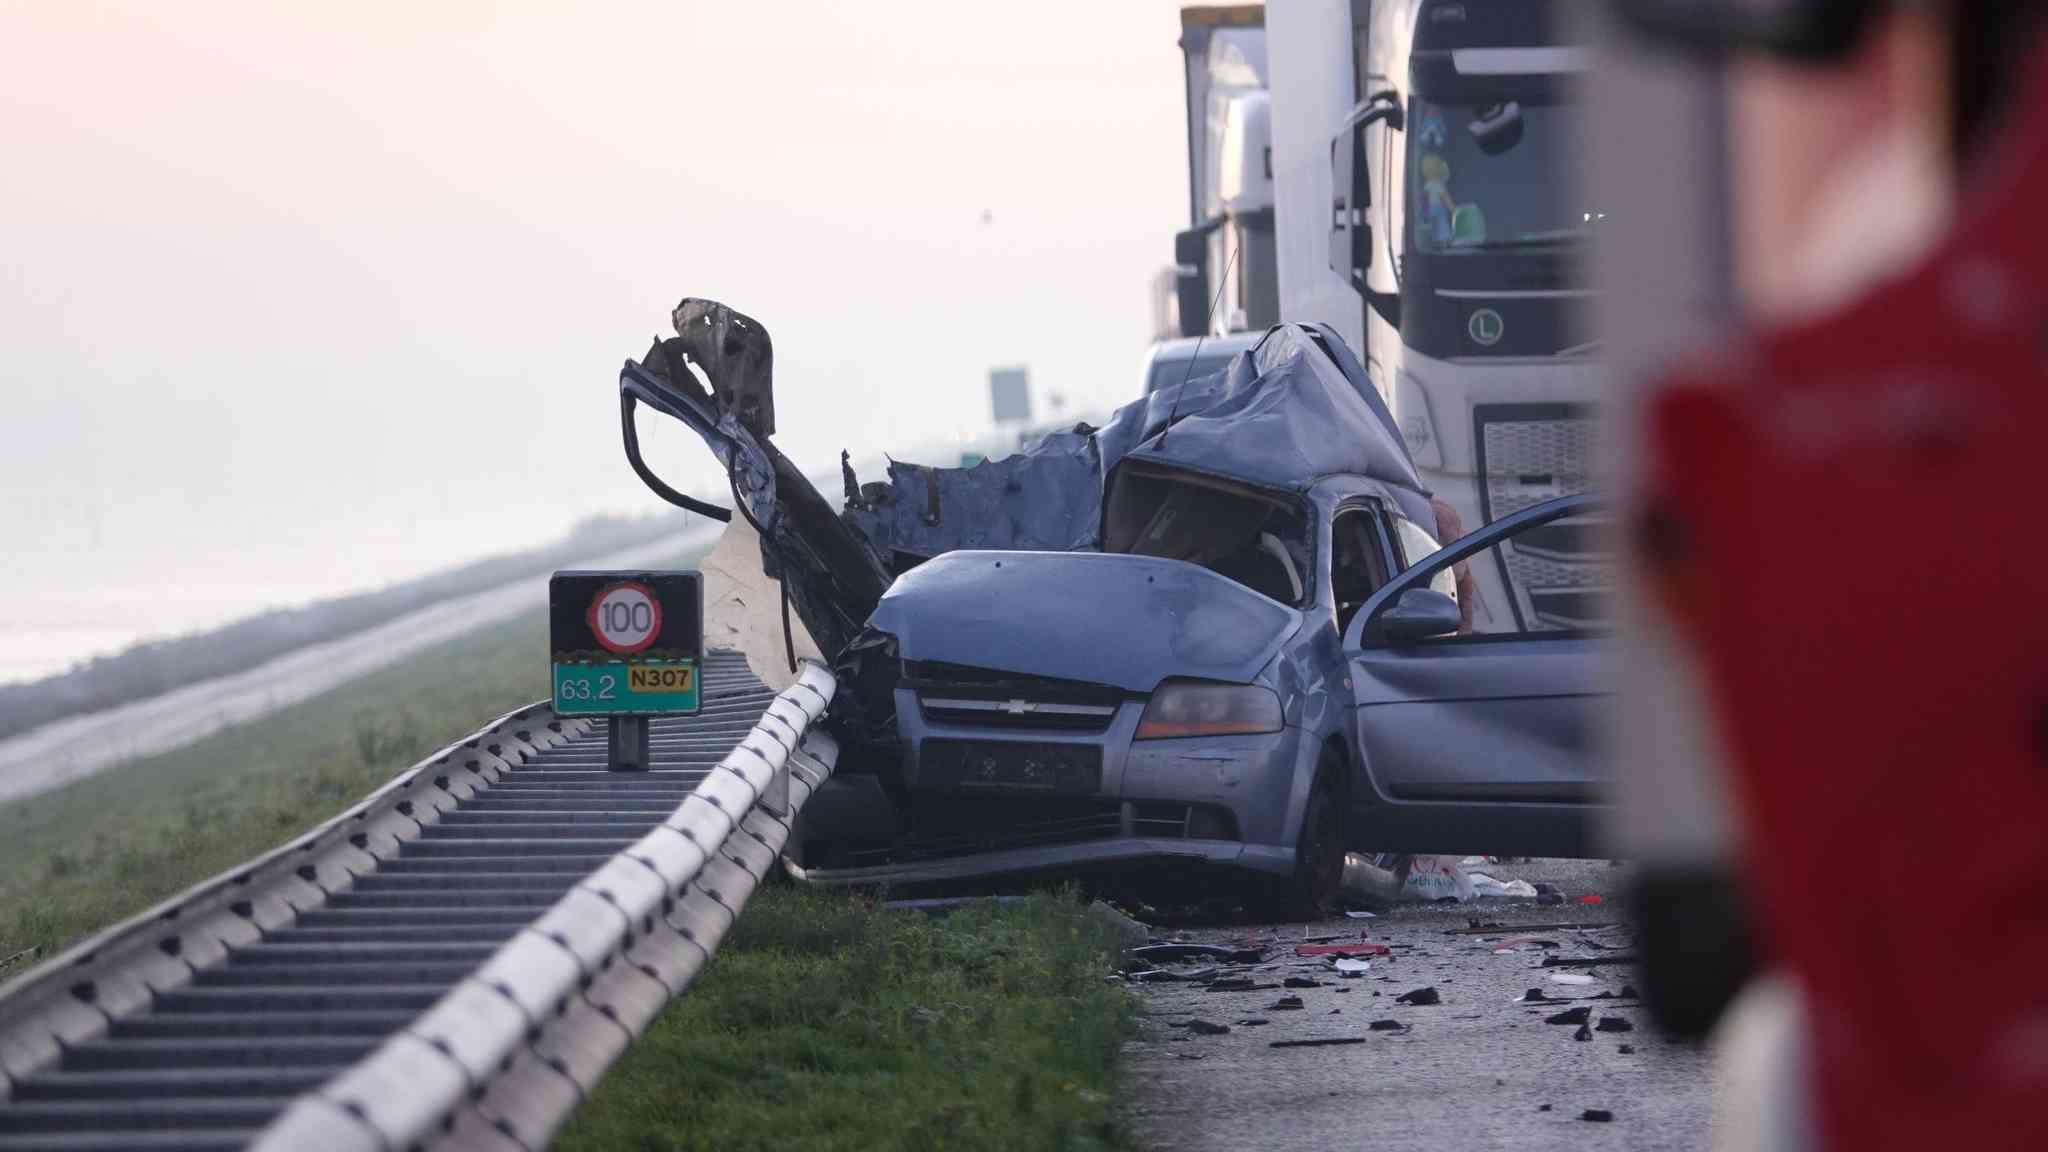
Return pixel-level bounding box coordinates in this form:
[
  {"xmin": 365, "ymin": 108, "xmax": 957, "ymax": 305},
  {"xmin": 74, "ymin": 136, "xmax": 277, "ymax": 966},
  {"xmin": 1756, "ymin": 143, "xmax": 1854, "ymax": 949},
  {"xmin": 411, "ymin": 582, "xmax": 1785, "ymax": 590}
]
[
  {"xmin": 1135, "ymin": 680, "xmax": 1283, "ymax": 740},
  {"xmin": 1394, "ymin": 370, "xmax": 1443, "ymax": 471}
]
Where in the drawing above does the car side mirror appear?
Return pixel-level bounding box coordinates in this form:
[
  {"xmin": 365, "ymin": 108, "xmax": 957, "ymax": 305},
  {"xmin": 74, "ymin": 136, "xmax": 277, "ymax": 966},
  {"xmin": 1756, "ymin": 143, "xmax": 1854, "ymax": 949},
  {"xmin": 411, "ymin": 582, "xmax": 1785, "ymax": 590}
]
[{"xmin": 1367, "ymin": 588, "xmax": 1462, "ymax": 645}]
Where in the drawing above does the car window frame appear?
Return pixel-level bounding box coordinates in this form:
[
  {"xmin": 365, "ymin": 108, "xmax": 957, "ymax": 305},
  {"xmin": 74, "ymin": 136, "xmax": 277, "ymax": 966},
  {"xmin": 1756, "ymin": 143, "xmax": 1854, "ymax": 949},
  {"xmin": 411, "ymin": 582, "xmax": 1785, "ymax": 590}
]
[
  {"xmin": 1328, "ymin": 498, "xmax": 1397, "ymax": 634},
  {"xmin": 1346, "ymin": 493, "xmax": 1604, "ymax": 650}
]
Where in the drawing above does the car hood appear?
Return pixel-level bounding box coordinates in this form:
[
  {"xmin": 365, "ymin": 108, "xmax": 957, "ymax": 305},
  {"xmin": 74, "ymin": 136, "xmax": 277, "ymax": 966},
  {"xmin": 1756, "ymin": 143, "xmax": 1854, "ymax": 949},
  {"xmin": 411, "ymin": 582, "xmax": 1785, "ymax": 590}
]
[{"xmin": 867, "ymin": 550, "xmax": 1299, "ymax": 693}]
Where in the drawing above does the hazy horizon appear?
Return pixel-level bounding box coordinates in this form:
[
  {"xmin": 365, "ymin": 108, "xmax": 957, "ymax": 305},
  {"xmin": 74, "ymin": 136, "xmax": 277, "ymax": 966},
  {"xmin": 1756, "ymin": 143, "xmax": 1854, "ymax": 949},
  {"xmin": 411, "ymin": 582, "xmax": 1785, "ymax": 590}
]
[{"xmin": 2, "ymin": 1, "xmax": 1191, "ymax": 681}]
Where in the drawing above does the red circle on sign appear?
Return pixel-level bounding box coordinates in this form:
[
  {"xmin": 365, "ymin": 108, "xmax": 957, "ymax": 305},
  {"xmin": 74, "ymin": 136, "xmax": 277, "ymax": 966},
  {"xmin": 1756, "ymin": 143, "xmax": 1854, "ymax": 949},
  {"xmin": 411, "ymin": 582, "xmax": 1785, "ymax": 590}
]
[{"xmin": 588, "ymin": 581, "xmax": 663, "ymax": 654}]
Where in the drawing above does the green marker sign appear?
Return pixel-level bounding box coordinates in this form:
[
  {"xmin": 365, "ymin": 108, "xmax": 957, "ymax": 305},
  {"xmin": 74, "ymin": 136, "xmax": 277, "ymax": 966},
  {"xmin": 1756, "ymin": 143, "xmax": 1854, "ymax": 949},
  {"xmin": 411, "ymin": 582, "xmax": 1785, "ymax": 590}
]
[{"xmin": 552, "ymin": 660, "xmax": 699, "ymax": 716}]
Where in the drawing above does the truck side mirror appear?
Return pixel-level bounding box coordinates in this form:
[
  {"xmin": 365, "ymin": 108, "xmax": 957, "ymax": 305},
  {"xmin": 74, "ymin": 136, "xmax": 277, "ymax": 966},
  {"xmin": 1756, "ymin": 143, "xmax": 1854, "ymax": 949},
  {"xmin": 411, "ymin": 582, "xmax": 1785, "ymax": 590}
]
[
  {"xmin": 1173, "ymin": 227, "xmax": 1211, "ymax": 340},
  {"xmin": 1328, "ymin": 123, "xmax": 1370, "ymax": 287},
  {"xmin": 1328, "ymin": 98, "xmax": 1401, "ymax": 293}
]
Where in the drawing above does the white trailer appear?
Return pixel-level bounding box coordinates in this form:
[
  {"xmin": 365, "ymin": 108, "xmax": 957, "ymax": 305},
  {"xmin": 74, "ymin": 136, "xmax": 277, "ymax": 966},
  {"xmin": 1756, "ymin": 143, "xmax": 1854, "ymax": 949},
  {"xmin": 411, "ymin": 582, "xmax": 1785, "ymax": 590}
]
[{"xmin": 1159, "ymin": 6, "xmax": 1278, "ymax": 339}]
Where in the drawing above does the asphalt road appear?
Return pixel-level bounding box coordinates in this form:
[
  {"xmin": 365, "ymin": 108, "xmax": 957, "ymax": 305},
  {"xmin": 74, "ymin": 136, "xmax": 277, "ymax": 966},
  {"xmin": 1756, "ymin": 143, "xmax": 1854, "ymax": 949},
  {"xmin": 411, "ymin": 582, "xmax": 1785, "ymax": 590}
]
[{"xmin": 1118, "ymin": 860, "xmax": 1713, "ymax": 1152}]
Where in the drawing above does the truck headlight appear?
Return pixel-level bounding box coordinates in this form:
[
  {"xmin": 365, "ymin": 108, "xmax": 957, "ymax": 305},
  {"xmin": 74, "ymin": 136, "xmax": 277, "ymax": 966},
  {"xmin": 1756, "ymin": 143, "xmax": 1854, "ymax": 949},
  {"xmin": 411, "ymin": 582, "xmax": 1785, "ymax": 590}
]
[
  {"xmin": 1136, "ymin": 680, "xmax": 1283, "ymax": 740},
  {"xmin": 1395, "ymin": 371, "xmax": 1443, "ymax": 471}
]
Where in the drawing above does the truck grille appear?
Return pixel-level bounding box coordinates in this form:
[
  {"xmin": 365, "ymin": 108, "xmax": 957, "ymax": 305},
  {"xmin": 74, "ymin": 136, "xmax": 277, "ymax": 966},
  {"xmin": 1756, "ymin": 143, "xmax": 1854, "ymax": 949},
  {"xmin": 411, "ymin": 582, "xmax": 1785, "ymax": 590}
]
[
  {"xmin": 1473, "ymin": 404, "xmax": 1605, "ymax": 633},
  {"xmin": 905, "ymin": 661, "xmax": 1125, "ymax": 733},
  {"xmin": 1474, "ymin": 404, "xmax": 1593, "ymax": 520}
]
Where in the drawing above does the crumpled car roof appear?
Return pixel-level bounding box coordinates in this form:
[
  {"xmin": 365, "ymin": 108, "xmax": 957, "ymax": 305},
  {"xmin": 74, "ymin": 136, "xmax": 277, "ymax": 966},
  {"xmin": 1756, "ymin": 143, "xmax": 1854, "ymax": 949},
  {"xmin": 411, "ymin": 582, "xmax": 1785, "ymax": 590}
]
[
  {"xmin": 846, "ymin": 322, "xmax": 1434, "ymax": 557},
  {"xmin": 1113, "ymin": 322, "xmax": 1430, "ymax": 514}
]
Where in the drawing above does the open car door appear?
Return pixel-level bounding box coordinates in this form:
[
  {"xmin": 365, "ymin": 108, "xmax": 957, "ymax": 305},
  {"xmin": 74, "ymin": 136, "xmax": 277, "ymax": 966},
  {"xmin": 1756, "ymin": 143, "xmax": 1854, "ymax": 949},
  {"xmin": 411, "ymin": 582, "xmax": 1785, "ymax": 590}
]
[{"xmin": 1342, "ymin": 493, "xmax": 1609, "ymax": 857}]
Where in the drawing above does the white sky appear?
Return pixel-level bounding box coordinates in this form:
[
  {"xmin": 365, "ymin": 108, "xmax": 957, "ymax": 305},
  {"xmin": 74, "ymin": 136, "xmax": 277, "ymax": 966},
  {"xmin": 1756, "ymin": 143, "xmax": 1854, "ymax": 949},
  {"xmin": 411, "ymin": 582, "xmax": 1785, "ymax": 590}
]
[{"xmin": 0, "ymin": 0, "xmax": 1190, "ymax": 664}]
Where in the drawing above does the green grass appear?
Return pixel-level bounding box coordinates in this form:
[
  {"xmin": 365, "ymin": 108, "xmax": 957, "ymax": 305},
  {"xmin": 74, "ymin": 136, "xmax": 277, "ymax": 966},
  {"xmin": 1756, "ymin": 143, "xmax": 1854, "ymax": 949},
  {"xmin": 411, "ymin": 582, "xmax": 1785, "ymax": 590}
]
[
  {"xmin": 556, "ymin": 886, "xmax": 1135, "ymax": 1152},
  {"xmin": 0, "ymin": 609, "xmax": 553, "ymax": 965}
]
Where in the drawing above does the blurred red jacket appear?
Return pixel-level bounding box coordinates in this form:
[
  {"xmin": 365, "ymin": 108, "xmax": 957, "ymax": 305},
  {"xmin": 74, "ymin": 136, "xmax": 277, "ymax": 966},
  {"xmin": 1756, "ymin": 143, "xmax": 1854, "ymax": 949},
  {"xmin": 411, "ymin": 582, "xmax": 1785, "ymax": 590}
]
[{"xmin": 1643, "ymin": 41, "xmax": 2048, "ymax": 1152}]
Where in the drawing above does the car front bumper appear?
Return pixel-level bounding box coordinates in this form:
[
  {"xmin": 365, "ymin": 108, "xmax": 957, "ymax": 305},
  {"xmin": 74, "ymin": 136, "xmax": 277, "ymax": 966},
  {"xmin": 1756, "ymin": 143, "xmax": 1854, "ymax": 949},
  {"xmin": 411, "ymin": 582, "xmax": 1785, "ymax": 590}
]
[{"xmin": 785, "ymin": 711, "xmax": 1313, "ymax": 887}]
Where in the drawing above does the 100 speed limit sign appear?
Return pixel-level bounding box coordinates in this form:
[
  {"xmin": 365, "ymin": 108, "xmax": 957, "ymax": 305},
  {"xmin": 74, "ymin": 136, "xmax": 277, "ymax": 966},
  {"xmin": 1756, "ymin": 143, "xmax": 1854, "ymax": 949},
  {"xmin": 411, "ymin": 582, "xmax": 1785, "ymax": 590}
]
[
  {"xmin": 549, "ymin": 570, "xmax": 701, "ymax": 717},
  {"xmin": 588, "ymin": 581, "xmax": 662, "ymax": 654}
]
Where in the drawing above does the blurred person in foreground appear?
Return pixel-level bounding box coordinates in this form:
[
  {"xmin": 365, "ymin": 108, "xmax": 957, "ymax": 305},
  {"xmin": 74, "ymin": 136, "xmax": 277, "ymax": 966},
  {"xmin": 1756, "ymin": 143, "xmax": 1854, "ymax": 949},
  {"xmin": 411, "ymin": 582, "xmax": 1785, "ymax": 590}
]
[{"xmin": 1631, "ymin": 2, "xmax": 2048, "ymax": 1150}]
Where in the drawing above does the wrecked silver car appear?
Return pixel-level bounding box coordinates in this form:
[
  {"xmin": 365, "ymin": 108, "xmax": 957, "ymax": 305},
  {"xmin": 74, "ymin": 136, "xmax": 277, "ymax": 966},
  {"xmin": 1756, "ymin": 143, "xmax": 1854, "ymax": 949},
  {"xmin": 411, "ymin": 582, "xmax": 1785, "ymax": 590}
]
[{"xmin": 620, "ymin": 299, "xmax": 1608, "ymax": 911}]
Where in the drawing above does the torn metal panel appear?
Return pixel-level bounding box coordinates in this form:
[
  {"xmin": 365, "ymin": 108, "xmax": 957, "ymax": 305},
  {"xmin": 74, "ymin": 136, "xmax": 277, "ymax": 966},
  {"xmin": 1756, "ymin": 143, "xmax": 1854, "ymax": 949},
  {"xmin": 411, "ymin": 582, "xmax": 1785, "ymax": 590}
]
[
  {"xmin": 841, "ymin": 426, "xmax": 1103, "ymax": 562},
  {"xmin": 669, "ymin": 297, "xmax": 776, "ymax": 437},
  {"xmin": 618, "ymin": 299, "xmax": 890, "ymax": 661}
]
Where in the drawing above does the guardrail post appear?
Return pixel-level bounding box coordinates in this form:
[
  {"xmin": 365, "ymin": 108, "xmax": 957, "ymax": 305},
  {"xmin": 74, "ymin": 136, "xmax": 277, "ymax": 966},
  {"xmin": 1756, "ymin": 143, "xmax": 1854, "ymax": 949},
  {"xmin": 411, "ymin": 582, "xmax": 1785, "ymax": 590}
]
[{"xmin": 758, "ymin": 750, "xmax": 789, "ymax": 818}]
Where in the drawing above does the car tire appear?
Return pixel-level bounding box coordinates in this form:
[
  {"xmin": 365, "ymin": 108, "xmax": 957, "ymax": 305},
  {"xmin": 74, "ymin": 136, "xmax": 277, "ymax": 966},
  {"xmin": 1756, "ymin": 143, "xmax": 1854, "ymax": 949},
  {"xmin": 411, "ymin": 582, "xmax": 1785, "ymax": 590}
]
[{"xmin": 1281, "ymin": 753, "xmax": 1347, "ymax": 919}]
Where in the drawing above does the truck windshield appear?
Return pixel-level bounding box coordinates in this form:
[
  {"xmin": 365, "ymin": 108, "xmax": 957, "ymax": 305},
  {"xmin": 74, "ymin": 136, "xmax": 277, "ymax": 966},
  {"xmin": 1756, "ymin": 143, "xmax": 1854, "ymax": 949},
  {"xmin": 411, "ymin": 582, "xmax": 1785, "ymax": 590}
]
[{"xmin": 1407, "ymin": 96, "xmax": 1589, "ymax": 254}]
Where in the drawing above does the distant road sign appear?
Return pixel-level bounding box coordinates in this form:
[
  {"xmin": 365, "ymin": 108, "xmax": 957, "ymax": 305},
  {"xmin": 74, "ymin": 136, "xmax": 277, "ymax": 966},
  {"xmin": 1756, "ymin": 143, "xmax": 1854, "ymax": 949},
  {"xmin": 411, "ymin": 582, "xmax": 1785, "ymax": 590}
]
[
  {"xmin": 550, "ymin": 571, "xmax": 702, "ymax": 717},
  {"xmin": 990, "ymin": 366, "xmax": 1032, "ymax": 424}
]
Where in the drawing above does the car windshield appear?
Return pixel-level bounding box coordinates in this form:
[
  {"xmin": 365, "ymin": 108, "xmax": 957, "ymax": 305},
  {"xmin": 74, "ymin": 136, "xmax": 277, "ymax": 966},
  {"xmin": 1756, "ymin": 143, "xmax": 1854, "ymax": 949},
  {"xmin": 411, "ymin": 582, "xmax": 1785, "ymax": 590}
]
[
  {"xmin": 1102, "ymin": 464, "xmax": 1312, "ymax": 608},
  {"xmin": 1407, "ymin": 96, "xmax": 1592, "ymax": 254},
  {"xmin": 1146, "ymin": 352, "xmax": 1237, "ymax": 394}
]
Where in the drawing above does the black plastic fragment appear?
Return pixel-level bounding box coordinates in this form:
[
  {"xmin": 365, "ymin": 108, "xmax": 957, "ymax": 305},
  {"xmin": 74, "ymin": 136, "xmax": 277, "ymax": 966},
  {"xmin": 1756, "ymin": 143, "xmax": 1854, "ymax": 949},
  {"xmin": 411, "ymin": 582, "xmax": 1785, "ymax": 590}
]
[
  {"xmin": 1207, "ymin": 978, "xmax": 1279, "ymax": 993},
  {"xmin": 1544, "ymin": 954, "xmax": 1642, "ymax": 968}
]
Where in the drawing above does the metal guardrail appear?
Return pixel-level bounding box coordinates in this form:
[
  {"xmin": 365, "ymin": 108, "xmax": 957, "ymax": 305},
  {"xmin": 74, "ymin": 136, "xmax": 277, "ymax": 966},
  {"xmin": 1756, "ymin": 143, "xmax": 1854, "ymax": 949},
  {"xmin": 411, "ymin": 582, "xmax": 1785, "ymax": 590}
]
[{"xmin": 0, "ymin": 652, "xmax": 837, "ymax": 1151}]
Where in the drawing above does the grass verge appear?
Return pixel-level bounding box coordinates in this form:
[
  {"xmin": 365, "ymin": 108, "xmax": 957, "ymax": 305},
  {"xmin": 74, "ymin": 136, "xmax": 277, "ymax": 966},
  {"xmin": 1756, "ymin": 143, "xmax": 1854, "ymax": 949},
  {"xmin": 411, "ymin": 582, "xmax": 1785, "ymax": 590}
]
[
  {"xmin": 556, "ymin": 886, "xmax": 1134, "ymax": 1152},
  {"xmin": 0, "ymin": 610, "xmax": 552, "ymax": 966}
]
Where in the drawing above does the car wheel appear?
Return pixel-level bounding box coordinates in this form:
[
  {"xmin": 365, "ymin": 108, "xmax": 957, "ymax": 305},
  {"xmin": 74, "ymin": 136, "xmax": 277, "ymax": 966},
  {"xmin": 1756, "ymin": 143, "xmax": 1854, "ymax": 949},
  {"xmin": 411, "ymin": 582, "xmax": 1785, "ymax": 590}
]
[{"xmin": 1281, "ymin": 755, "xmax": 1346, "ymax": 919}]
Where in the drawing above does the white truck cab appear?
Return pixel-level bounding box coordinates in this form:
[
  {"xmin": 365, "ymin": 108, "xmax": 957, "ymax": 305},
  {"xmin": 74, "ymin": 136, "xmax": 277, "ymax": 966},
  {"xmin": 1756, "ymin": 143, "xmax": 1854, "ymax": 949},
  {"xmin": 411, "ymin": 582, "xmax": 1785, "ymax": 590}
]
[{"xmin": 1273, "ymin": 0, "xmax": 1601, "ymax": 633}]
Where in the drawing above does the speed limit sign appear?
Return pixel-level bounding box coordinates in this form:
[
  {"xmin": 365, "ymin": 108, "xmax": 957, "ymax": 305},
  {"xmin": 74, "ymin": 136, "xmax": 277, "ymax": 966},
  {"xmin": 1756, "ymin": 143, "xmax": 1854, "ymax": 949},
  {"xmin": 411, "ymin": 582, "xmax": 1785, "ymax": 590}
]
[
  {"xmin": 549, "ymin": 570, "xmax": 702, "ymax": 719},
  {"xmin": 588, "ymin": 581, "xmax": 662, "ymax": 654}
]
